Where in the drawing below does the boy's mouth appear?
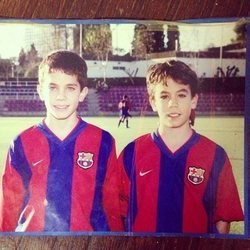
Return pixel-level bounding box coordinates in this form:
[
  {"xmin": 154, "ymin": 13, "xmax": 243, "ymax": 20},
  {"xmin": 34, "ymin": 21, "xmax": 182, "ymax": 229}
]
[
  {"xmin": 54, "ymin": 105, "xmax": 69, "ymax": 110},
  {"xmin": 168, "ymin": 113, "xmax": 180, "ymax": 118}
]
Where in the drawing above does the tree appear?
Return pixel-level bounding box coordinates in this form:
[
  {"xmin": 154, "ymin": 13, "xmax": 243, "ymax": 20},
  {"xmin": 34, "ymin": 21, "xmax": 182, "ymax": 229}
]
[
  {"xmin": 73, "ymin": 25, "xmax": 81, "ymax": 53},
  {"xmin": 27, "ymin": 44, "xmax": 40, "ymax": 64},
  {"xmin": 131, "ymin": 24, "xmax": 155, "ymax": 59},
  {"xmin": 52, "ymin": 24, "xmax": 72, "ymax": 51},
  {"xmin": 18, "ymin": 48, "xmax": 27, "ymax": 77},
  {"xmin": 147, "ymin": 24, "xmax": 165, "ymax": 53},
  {"xmin": 0, "ymin": 58, "xmax": 12, "ymax": 78},
  {"xmin": 18, "ymin": 48, "xmax": 26, "ymax": 68},
  {"xmin": 232, "ymin": 18, "xmax": 249, "ymax": 47},
  {"xmin": 25, "ymin": 65, "xmax": 39, "ymax": 78},
  {"xmin": 17, "ymin": 44, "xmax": 42, "ymax": 77},
  {"xmin": 75, "ymin": 24, "xmax": 112, "ymax": 82},
  {"xmin": 132, "ymin": 24, "xmax": 181, "ymax": 57},
  {"xmin": 166, "ymin": 25, "xmax": 180, "ymax": 51},
  {"xmin": 82, "ymin": 24, "xmax": 112, "ymax": 60}
]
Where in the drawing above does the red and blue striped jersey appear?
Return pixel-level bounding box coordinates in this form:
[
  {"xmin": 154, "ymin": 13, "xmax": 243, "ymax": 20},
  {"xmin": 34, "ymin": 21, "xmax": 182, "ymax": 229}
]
[
  {"xmin": 0, "ymin": 118, "xmax": 123, "ymax": 232},
  {"xmin": 118, "ymin": 131, "xmax": 244, "ymax": 234}
]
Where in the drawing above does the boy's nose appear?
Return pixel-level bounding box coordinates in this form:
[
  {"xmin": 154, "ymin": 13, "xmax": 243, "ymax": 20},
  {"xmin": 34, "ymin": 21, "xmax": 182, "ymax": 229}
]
[
  {"xmin": 56, "ymin": 89, "xmax": 66, "ymax": 99},
  {"xmin": 168, "ymin": 98, "xmax": 178, "ymax": 107}
]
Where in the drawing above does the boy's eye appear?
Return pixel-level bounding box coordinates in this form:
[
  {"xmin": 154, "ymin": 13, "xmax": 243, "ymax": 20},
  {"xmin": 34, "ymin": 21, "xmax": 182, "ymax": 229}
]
[
  {"xmin": 67, "ymin": 86, "xmax": 76, "ymax": 91},
  {"xmin": 160, "ymin": 95, "xmax": 169, "ymax": 100},
  {"xmin": 178, "ymin": 93, "xmax": 187, "ymax": 98},
  {"xmin": 49, "ymin": 86, "xmax": 57, "ymax": 91}
]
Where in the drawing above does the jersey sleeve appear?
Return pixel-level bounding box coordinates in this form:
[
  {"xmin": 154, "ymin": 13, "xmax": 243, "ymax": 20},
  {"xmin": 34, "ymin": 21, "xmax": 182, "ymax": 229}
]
[
  {"xmin": 213, "ymin": 153, "xmax": 244, "ymax": 223},
  {"xmin": 102, "ymin": 137, "xmax": 124, "ymax": 231},
  {"xmin": 118, "ymin": 141, "xmax": 136, "ymax": 228},
  {"xmin": 0, "ymin": 143, "xmax": 26, "ymax": 232},
  {"xmin": 118, "ymin": 150, "xmax": 130, "ymax": 219}
]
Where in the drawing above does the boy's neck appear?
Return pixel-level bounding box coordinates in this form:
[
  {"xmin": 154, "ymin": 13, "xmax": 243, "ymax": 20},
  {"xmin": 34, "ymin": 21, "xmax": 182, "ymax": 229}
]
[
  {"xmin": 44, "ymin": 114, "xmax": 79, "ymax": 141},
  {"xmin": 158, "ymin": 124, "xmax": 193, "ymax": 153}
]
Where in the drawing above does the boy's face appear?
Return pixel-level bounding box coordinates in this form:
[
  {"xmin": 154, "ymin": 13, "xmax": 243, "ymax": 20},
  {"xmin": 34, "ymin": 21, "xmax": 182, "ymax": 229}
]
[
  {"xmin": 37, "ymin": 70, "xmax": 88, "ymax": 121},
  {"xmin": 150, "ymin": 77, "xmax": 198, "ymax": 130}
]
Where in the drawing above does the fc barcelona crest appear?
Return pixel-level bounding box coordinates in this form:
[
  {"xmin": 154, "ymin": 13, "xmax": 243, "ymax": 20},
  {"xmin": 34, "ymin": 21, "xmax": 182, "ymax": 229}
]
[
  {"xmin": 77, "ymin": 152, "xmax": 94, "ymax": 169},
  {"xmin": 187, "ymin": 166, "xmax": 205, "ymax": 185}
]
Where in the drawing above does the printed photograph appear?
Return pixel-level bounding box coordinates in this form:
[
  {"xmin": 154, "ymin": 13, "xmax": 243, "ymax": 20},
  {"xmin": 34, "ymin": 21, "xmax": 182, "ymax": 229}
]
[{"xmin": 0, "ymin": 19, "xmax": 247, "ymax": 237}]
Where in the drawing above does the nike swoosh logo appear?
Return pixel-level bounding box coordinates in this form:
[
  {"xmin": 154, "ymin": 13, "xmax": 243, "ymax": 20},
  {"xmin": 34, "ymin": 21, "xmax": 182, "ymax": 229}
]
[
  {"xmin": 139, "ymin": 169, "xmax": 153, "ymax": 176},
  {"xmin": 32, "ymin": 159, "xmax": 44, "ymax": 167}
]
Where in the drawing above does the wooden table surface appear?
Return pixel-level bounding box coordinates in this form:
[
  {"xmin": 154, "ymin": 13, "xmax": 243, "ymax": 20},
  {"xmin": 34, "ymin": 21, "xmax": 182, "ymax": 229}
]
[{"xmin": 0, "ymin": 0, "xmax": 249, "ymax": 20}]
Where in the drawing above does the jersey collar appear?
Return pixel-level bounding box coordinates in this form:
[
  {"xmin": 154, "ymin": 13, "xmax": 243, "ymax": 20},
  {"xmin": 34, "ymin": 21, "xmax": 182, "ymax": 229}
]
[{"xmin": 151, "ymin": 129, "xmax": 200, "ymax": 159}]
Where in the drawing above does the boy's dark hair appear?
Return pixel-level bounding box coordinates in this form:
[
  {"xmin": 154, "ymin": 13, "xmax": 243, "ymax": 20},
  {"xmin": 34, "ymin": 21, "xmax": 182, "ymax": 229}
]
[
  {"xmin": 146, "ymin": 60, "xmax": 198, "ymax": 98},
  {"xmin": 39, "ymin": 50, "xmax": 88, "ymax": 90}
]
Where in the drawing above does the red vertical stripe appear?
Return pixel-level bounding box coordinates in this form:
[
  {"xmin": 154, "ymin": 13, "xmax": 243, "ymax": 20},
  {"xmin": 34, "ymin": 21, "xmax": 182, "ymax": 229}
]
[
  {"xmin": 70, "ymin": 124, "xmax": 101, "ymax": 231},
  {"xmin": 20, "ymin": 127, "xmax": 50, "ymax": 231},
  {"xmin": 214, "ymin": 156, "xmax": 244, "ymax": 222},
  {"xmin": 1, "ymin": 154, "xmax": 25, "ymax": 231},
  {"xmin": 183, "ymin": 137, "xmax": 216, "ymax": 233},
  {"xmin": 102, "ymin": 140, "xmax": 124, "ymax": 231},
  {"xmin": 133, "ymin": 135, "xmax": 161, "ymax": 232},
  {"xmin": 118, "ymin": 149, "xmax": 130, "ymax": 219}
]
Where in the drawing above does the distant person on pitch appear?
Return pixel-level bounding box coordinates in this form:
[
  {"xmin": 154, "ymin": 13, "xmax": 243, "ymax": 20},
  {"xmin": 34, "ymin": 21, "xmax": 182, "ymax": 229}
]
[
  {"xmin": 0, "ymin": 50, "xmax": 123, "ymax": 232},
  {"xmin": 118, "ymin": 95, "xmax": 132, "ymax": 128},
  {"xmin": 118, "ymin": 60, "xmax": 244, "ymax": 234}
]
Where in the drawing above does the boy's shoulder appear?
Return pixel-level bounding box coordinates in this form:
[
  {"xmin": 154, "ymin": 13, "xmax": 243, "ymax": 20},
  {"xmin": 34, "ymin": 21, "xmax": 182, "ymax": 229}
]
[
  {"xmin": 13, "ymin": 124, "xmax": 41, "ymax": 141},
  {"xmin": 123, "ymin": 133, "xmax": 153, "ymax": 150},
  {"xmin": 198, "ymin": 132, "xmax": 225, "ymax": 152},
  {"xmin": 135, "ymin": 133, "xmax": 152, "ymax": 143},
  {"xmin": 10, "ymin": 123, "xmax": 43, "ymax": 151},
  {"xmin": 82, "ymin": 120, "xmax": 114, "ymax": 140},
  {"xmin": 198, "ymin": 133, "xmax": 218, "ymax": 144}
]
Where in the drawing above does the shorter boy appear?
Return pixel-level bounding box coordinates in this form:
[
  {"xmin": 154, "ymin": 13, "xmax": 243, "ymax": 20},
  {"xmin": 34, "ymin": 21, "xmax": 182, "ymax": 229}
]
[
  {"xmin": 0, "ymin": 50, "xmax": 123, "ymax": 232},
  {"xmin": 118, "ymin": 60, "xmax": 244, "ymax": 234}
]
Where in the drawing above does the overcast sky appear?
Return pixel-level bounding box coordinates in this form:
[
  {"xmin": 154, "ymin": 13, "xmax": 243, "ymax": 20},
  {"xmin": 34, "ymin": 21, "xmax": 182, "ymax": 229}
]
[{"xmin": 0, "ymin": 23, "xmax": 26, "ymax": 59}]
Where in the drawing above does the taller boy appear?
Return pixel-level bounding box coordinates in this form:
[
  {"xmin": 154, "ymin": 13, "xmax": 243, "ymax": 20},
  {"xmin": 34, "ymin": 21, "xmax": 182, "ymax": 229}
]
[
  {"xmin": 118, "ymin": 60, "xmax": 244, "ymax": 234},
  {"xmin": 0, "ymin": 50, "xmax": 123, "ymax": 232}
]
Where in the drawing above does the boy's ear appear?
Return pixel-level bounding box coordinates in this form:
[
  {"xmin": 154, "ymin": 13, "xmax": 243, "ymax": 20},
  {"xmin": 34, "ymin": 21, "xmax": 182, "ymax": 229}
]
[
  {"xmin": 79, "ymin": 87, "xmax": 88, "ymax": 102},
  {"xmin": 149, "ymin": 96, "xmax": 157, "ymax": 112},
  {"xmin": 191, "ymin": 94, "xmax": 199, "ymax": 109},
  {"xmin": 37, "ymin": 84, "xmax": 44, "ymax": 101}
]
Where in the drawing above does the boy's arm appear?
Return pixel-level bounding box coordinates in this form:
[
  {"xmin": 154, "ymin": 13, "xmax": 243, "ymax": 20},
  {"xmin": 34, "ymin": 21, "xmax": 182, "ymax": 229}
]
[
  {"xmin": 216, "ymin": 221, "xmax": 230, "ymax": 234},
  {"xmin": 118, "ymin": 142, "xmax": 136, "ymax": 231},
  {"xmin": 102, "ymin": 138, "xmax": 124, "ymax": 231},
  {"xmin": 0, "ymin": 149, "xmax": 25, "ymax": 231},
  {"xmin": 118, "ymin": 150, "xmax": 130, "ymax": 224},
  {"xmin": 214, "ymin": 153, "xmax": 244, "ymax": 233}
]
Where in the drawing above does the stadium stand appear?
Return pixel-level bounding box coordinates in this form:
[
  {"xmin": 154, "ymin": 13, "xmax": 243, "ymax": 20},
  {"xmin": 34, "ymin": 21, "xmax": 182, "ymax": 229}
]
[
  {"xmin": 98, "ymin": 85, "xmax": 151, "ymax": 114},
  {"xmin": 0, "ymin": 81, "xmax": 245, "ymax": 116}
]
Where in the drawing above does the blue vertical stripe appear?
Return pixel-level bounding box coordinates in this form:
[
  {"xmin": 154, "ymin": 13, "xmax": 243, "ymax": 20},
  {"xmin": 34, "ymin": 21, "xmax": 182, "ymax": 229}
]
[
  {"xmin": 156, "ymin": 152, "xmax": 188, "ymax": 232},
  {"xmin": 152, "ymin": 131, "xmax": 201, "ymax": 232},
  {"xmin": 203, "ymin": 145, "xmax": 226, "ymax": 233},
  {"xmin": 123, "ymin": 142, "xmax": 135, "ymax": 177},
  {"xmin": 44, "ymin": 139, "xmax": 76, "ymax": 231},
  {"xmin": 123, "ymin": 142, "xmax": 137, "ymax": 231},
  {"xmin": 90, "ymin": 131, "xmax": 111, "ymax": 231}
]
